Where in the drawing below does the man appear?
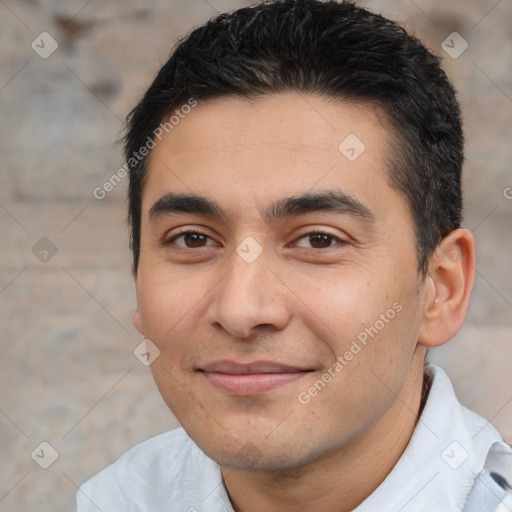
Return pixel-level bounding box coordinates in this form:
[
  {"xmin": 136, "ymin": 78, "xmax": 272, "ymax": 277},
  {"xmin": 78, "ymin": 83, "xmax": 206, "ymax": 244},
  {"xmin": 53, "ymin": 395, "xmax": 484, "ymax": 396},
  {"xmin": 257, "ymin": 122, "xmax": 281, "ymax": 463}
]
[{"xmin": 77, "ymin": 1, "xmax": 507, "ymax": 510}]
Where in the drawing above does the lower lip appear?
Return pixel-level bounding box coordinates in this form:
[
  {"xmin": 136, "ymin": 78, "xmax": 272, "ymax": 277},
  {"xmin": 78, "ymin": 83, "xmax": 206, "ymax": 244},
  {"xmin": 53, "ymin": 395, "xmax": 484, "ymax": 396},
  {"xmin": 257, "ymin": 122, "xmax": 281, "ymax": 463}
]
[{"xmin": 202, "ymin": 372, "xmax": 306, "ymax": 395}]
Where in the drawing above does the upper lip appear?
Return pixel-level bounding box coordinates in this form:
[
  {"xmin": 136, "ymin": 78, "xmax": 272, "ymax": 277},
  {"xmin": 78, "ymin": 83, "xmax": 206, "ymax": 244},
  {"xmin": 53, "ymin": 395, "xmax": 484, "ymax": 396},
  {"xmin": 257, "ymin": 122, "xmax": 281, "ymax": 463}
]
[{"xmin": 200, "ymin": 360, "xmax": 311, "ymax": 374}]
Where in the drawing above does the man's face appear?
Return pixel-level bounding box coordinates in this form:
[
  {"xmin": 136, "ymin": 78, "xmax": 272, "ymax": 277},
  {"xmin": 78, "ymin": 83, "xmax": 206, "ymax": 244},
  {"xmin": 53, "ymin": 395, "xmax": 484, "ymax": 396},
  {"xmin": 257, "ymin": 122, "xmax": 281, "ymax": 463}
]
[{"xmin": 134, "ymin": 93, "xmax": 427, "ymax": 471}]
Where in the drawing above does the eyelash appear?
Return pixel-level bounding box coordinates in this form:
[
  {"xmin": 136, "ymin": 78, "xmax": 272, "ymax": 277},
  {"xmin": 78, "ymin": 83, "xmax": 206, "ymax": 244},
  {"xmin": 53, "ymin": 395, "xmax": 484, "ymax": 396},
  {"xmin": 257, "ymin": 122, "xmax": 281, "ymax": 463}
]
[
  {"xmin": 294, "ymin": 230, "xmax": 346, "ymax": 249},
  {"xmin": 164, "ymin": 229, "xmax": 346, "ymax": 250},
  {"xmin": 164, "ymin": 230, "xmax": 215, "ymax": 248}
]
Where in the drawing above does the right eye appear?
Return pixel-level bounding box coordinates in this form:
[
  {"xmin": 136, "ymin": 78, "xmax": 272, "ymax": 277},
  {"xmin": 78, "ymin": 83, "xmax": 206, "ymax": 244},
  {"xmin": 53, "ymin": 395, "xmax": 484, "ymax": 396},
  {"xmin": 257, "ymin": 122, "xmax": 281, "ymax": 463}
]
[{"xmin": 164, "ymin": 231, "xmax": 216, "ymax": 249}]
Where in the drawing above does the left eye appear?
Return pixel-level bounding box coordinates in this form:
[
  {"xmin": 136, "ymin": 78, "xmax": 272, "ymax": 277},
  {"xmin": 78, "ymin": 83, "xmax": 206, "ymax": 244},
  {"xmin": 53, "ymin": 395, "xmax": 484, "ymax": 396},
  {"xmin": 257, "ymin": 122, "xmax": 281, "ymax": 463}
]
[
  {"xmin": 168, "ymin": 232, "xmax": 214, "ymax": 248},
  {"xmin": 294, "ymin": 233, "xmax": 343, "ymax": 249}
]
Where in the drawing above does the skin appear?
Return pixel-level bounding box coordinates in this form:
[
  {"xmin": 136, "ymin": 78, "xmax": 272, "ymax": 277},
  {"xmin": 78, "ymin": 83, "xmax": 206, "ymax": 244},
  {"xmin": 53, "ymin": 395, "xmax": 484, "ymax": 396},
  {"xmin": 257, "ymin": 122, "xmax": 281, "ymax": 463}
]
[{"xmin": 133, "ymin": 93, "xmax": 475, "ymax": 511}]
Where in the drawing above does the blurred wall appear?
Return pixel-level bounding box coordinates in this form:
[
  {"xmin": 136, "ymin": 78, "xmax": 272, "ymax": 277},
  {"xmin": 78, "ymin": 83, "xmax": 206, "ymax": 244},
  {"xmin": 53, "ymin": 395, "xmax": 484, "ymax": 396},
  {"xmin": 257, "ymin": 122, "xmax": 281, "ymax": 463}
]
[{"xmin": 0, "ymin": 0, "xmax": 511, "ymax": 510}]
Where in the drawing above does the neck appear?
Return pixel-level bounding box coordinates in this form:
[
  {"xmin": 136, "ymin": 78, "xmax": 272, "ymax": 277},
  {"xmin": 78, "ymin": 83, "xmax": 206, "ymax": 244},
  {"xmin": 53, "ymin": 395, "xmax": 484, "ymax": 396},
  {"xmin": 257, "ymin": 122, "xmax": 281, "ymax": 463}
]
[{"xmin": 221, "ymin": 350, "xmax": 428, "ymax": 512}]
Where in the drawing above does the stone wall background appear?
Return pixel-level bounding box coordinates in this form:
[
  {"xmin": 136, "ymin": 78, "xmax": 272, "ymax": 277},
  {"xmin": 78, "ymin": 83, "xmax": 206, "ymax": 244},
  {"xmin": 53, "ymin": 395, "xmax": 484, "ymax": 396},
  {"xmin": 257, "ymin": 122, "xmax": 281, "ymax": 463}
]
[{"xmin": 0, "ymin": 0, "xmax": 511, "ymax": 510}]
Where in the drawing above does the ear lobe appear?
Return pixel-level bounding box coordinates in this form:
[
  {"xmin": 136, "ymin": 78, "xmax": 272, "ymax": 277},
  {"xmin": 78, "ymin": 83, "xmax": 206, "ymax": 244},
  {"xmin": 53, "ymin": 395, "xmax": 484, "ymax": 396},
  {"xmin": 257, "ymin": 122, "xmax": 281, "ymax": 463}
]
[
  {"xmin": 417, "ymin": 228, "xmax": 476, "ymax": 348},
  {"xmin": 134, "ymin": 306, "xmax": 144, "ymax": 335}
]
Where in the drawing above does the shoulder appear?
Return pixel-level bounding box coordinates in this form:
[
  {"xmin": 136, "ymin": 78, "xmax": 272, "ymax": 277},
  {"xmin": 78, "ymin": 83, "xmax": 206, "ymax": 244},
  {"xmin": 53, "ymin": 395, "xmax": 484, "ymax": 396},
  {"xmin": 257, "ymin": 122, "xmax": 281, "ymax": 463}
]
[{"xmin": 77, "ymin": 428, "xmax": 217, "ymax": 511}]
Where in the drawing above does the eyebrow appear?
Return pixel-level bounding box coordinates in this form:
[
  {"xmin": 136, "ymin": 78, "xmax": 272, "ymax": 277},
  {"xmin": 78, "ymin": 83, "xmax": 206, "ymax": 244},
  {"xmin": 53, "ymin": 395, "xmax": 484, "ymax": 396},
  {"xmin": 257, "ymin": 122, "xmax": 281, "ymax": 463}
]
[
  {"xmin": 148, "ymin": 190, "xmax": 375, "ymax": 224},
  {"xmin": 266, "ymin": 190, "xmax": 374, "ymax": 223},
  {"xmin": 149, "ymin": 193, "xmax": 224, "ymax": 220}
]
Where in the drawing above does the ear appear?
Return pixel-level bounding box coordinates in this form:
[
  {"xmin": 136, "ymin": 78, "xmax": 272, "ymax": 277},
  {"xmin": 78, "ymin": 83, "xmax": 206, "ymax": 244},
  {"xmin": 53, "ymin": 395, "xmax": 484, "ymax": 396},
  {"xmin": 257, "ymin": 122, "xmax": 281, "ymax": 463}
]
[
  {"xmin": 133, "ymin": 306, "xmax": 144, "ymax": 335},
  {"xmin": 131, "ymin": 263, "xmax": 144, "ymax": 336},
  {"xmin": 417, "ymin": 228, "xmax": 476, "ymax": 348}
]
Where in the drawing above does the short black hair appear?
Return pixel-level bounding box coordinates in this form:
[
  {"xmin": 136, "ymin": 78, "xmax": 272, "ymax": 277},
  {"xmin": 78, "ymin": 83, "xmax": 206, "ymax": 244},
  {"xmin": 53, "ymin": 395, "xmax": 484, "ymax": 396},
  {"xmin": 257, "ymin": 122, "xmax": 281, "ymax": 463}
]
[{"xmin": 125, "ymin": 0, "xmax": 464, "ymax": 275}]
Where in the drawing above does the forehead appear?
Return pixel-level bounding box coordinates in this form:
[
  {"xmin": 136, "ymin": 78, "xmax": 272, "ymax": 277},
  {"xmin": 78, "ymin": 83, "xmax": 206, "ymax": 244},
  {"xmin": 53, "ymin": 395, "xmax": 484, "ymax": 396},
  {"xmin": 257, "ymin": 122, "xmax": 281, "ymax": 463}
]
[{"xmin": 142, "ymin": 93, "xmax": 403, "ymax": 223}]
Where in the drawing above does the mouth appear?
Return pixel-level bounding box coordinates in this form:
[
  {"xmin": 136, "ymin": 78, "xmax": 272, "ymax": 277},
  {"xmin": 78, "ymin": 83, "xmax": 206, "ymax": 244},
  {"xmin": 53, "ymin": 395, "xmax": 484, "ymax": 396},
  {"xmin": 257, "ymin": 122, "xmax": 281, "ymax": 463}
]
[{"xmin": 198, "ymin": 360, "xmax": 312, "ymax": 396}]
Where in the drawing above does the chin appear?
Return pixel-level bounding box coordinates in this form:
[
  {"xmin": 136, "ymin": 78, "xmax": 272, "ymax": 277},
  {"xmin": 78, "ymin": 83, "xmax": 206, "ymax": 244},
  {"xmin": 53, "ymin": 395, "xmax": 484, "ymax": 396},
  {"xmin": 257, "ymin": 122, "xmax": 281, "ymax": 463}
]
[
  {"xmin": 211, "ymin": 448, "xmax": 301, "ymax": 472},
  {"xmin": 192, "ymin": 427, "xmax": 326, "ymax": 474}
]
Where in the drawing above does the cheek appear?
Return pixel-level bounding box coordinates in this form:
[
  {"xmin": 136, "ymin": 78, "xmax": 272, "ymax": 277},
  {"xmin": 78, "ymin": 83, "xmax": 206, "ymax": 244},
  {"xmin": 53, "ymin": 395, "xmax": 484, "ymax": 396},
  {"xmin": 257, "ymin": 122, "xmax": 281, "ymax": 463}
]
[
  {"xmin": 295, "ymin": 299, "xmax": 421, "ymax": 440},
  {"xmin": 136, "ymin": 266, "xmax": 205, "ymax": 341},
  {"xmin": 286, "ymin": 269, "xmax": 386, "ymax": 345},
  {"xmin": 289, "ymin": 267, "xmax": 420, "ymax": 373}
]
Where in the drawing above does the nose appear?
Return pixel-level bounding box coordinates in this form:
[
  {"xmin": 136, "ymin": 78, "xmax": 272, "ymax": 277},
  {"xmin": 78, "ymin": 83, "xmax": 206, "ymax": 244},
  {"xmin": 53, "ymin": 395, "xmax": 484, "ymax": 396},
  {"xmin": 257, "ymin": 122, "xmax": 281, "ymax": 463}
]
[{"xmin": 205, "ymin": 249, "xmax": 292, "ymax": 340}]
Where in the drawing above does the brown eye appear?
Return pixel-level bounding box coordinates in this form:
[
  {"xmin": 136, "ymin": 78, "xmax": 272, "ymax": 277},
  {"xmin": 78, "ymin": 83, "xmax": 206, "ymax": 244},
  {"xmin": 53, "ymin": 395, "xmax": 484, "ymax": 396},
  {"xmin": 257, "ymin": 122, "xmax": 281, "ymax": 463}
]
[
  {"xmin": 169, "ymin": 232, "xmax": 213, "ymax": 248},
  {"xmin": 294, "ymin": 232, "xmax": 343, "ymax": 249},
  {"xmin": 183, "ymin": 233, "xmax": 208, "ymax": 248},
  {"xmin": 308, "ymin": 234, "xmax": 334, "ymax": 248}
]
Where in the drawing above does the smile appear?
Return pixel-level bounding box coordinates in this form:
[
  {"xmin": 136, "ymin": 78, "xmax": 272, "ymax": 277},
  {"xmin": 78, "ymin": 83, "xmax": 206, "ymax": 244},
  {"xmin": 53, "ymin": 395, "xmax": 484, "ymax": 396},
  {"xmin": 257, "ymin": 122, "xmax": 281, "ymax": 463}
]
[{"xmin": 199, "ymin": 360, "xmax": 311, "ymax": 395}]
